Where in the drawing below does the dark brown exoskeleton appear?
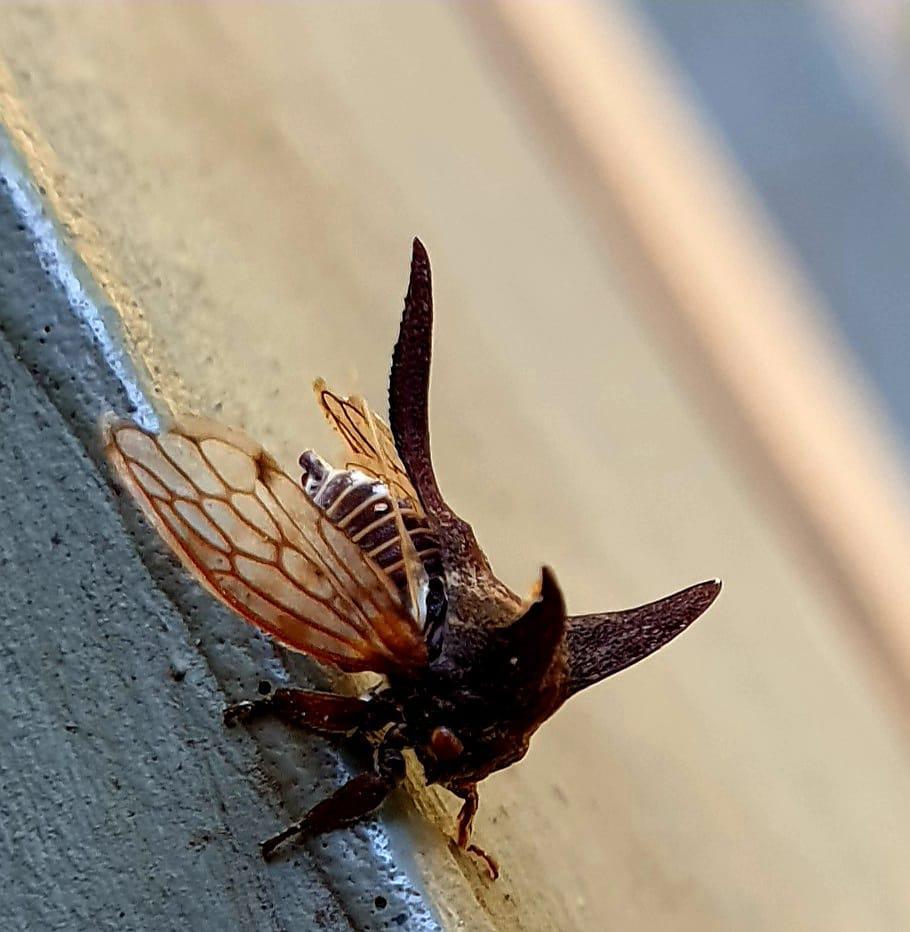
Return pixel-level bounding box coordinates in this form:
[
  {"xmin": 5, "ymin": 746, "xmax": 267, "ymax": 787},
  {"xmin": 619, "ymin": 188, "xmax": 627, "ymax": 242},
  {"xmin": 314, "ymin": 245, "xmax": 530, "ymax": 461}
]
[{"xmin": 105, "ymin": 239, "xmax": 720, "ymax": 878}]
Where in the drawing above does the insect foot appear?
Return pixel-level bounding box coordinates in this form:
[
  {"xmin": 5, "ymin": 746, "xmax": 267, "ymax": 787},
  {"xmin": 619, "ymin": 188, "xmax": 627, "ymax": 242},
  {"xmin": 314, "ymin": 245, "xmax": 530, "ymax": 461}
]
[
  {"xmin": 223, "ymin": 701, "xmax": 256, "ymax": 728},
  {"xmin": 467, "ymin": 844, "xmax": 499, "ymax": 881}
]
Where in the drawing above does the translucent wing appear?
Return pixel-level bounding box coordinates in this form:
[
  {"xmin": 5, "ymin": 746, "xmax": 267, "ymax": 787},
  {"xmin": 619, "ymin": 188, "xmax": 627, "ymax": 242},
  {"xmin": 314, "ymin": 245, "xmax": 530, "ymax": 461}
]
[
  {"xmin": 314, "ymin": 378, "xmax": 421, "ymax": 511},
  {"xmin": 359, "ymin": 398, "xmax": 428, "ymax": 627},
  {"xmin": 104, "ymin": 415, "xmax": 428, "ymax": 675}
]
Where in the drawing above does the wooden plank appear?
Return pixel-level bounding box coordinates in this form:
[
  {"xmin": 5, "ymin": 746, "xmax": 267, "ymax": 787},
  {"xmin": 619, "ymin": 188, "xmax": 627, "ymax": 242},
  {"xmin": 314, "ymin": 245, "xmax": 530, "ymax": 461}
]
[{"xmin": 470, "ymin": 0, "xmax": 910, "ymax": 702}]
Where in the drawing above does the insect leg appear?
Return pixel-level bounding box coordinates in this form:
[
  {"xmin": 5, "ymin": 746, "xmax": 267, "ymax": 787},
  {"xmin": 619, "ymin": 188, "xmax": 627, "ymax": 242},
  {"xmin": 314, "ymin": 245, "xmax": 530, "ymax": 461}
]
[
  {"xmin": 452, "ymin": 783, "xmax": 499, "ymax": 880},
  {"xmin": 260, "ymin": 732, "xmax": 407, "ymax": 860},
  {"xmin": 224, "ymin": 688, "xmax": 396, "ymax": 735},
  {"xmin": 453, "ymin": 783, "xmax": 479, "ymax": 848}
]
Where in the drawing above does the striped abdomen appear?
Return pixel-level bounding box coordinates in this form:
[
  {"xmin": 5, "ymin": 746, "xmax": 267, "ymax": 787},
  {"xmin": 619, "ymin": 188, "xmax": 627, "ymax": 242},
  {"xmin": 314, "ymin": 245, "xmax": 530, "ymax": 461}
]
[{"xmin": 299, "ymin": 450, "xmax": 446, "ymax": 647}]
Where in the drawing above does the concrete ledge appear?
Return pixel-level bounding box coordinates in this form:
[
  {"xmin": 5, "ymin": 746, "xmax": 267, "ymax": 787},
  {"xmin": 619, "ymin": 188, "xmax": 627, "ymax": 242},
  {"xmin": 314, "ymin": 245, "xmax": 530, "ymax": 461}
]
[{"xmin": 0, "ymin": 130, "xmax": 443, "ymax": 932}]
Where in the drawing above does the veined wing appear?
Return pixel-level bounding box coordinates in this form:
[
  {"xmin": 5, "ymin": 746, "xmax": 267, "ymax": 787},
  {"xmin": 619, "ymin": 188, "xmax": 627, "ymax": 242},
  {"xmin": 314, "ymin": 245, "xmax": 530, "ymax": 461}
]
[
  {"xmin": 314, "ymin": 378, "xmax": 420, "ymax": 510},
  {"xmin": 104, "ymin": 415, "xmax": 428, "ymax": 674}
]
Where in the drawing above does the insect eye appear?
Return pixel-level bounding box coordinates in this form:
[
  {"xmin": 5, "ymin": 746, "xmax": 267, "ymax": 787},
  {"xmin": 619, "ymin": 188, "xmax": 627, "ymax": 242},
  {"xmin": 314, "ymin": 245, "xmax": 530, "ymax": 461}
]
[{"xmin": 430, "ymin": 726, "xmax": 464, "ymax": 761}]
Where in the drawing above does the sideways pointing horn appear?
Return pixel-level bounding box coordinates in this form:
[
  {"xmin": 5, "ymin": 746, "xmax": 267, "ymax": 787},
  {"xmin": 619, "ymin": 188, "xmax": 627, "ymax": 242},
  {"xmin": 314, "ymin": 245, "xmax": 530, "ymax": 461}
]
[{"xmin": 565, "ymin": 579, "xmax": 722, "ymax": 696}]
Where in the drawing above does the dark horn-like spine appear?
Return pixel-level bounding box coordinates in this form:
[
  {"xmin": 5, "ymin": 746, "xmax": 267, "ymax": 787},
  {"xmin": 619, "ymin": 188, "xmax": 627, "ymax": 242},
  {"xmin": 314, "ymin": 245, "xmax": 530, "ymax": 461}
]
[{"xmin": 565, "ymin": 579, "xmax": 721, "ymax": 696}]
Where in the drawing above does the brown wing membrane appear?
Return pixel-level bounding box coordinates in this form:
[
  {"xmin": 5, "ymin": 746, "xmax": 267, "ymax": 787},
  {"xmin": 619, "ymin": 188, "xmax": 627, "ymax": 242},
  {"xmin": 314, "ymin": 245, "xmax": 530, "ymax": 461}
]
[
  {"xmin": 104, "ymin": 415, "xmax": 428, "ymax": 675},
  {"xmin": 314, "ymin": 379, "xmax": 420, "ymax": 510},
  {"xmin": 565, "ymin": 579, "xmax": 721, "ymax": 696}
]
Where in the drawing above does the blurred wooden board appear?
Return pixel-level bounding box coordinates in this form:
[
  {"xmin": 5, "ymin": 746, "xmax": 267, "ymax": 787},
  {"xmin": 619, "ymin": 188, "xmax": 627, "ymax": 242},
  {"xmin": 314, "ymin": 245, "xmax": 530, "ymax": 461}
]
[
  {"xmin": 2, "ymin": 2, "xmax": 910, "ymax": 929},
  {"xmin": 476, "ymin": 0, "xmax": 910, "ymax": 699}
]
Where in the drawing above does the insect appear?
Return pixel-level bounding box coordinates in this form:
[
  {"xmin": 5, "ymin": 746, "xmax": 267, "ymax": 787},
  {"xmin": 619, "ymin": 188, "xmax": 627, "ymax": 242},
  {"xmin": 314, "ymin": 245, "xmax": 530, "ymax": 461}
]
[{"xmin": 104, "ymin": 238, "xmax": 720, "ymax": 878}]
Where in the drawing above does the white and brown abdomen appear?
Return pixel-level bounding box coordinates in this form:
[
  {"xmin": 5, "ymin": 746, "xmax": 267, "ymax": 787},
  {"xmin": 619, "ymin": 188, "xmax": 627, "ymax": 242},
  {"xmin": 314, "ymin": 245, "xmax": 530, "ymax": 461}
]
[{"xmin": 299, "ymin": 451, "xmax": 446, "ymax": 648}]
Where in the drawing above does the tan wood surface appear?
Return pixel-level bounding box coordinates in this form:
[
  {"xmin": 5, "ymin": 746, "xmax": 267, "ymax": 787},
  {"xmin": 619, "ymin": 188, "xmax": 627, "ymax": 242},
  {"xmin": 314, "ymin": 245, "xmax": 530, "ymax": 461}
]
[{"xmin": 3, "ymin": 2, "xmax": 910, "ymax": 929}]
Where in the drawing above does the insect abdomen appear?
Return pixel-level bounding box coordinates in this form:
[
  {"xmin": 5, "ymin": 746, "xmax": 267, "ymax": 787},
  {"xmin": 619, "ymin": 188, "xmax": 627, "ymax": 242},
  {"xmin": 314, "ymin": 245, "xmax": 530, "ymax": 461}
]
[{"xmin": 299, "ymin": 451, "xmax": 446, "ymax": 642}]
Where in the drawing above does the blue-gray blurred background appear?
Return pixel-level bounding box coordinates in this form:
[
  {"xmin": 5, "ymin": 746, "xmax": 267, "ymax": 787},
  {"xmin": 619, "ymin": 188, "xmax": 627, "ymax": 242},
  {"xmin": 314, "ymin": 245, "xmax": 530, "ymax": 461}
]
[{"xmin": 631, "ymin": 0, "xmax": 910, "ymax": 450}]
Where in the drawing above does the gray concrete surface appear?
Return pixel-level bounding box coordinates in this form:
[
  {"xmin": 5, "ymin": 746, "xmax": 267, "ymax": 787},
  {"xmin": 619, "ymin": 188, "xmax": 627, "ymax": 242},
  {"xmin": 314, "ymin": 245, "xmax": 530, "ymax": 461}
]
[{"xmin": 0, "ymin": 133, "xmax": 441, "ymax": 932}]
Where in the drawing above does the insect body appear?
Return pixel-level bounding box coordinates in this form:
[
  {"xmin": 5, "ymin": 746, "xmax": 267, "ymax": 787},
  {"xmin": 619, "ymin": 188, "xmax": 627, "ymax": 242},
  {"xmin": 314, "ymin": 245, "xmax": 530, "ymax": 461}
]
[{"xmin": 105, "ymin": 239, "xmax": 720, "ymax": 877}]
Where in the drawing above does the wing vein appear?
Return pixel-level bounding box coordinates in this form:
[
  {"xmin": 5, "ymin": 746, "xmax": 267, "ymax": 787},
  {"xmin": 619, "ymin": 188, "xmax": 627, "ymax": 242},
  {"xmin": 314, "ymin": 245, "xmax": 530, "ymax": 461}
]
[{"xmin": 105, "ymin": 417, "xmax": 426, "ymax": 674}]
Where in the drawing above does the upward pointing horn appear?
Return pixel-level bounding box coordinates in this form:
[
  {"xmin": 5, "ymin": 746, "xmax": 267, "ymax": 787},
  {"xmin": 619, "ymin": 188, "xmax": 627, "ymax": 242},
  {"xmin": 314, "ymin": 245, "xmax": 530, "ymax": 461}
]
[
  {"xmin": 498, "ymin": 566, "xmax": 567, "ymax": 682},
  {"xmin": 565, "ymin": 579, "xmax": 721, "ymax": 696},
  {"xmin": 388, "ymin": 239, "xmax": 519, "ymax": 623}
]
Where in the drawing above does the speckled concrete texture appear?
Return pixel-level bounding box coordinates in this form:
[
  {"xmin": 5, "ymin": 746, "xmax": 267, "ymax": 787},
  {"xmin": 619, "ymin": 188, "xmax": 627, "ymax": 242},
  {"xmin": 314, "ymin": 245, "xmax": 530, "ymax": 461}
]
[{"xmin": 0, "ymin": 138, "xmax": 443, "ymax": 932}]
